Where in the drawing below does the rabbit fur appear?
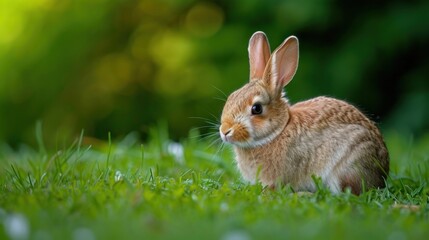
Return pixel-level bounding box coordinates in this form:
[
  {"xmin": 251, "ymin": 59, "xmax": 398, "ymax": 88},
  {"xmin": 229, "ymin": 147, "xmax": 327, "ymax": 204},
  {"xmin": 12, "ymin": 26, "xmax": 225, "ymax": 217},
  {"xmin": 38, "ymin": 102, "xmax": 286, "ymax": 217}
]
[{"xmin": 219, "ymin": 31, "xmax": 389, "ymax": 194}]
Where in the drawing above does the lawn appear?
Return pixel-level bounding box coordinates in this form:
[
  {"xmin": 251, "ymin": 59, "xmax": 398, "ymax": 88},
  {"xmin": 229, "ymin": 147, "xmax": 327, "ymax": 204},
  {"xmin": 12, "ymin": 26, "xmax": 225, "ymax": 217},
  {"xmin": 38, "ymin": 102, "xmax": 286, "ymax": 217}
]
[{"xmin": 1, "ymin": 127, "xmax": 428, "ymax": 240}]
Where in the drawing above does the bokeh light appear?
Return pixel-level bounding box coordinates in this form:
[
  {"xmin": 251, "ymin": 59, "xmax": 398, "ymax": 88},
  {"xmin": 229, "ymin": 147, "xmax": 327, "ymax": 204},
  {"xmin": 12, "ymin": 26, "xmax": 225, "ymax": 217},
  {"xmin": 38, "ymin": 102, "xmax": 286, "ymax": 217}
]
[{"xmin": 0, "ymin": 0, "xmax": 428, "ymax": 146}]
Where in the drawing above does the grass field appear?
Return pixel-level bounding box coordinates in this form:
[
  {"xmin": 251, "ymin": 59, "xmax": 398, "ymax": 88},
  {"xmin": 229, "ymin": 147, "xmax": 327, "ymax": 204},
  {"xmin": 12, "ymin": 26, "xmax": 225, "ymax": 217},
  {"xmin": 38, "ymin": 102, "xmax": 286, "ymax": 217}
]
[{"xmin": 1, "ymin": 127, "xmax": 428, "ymax": 240}]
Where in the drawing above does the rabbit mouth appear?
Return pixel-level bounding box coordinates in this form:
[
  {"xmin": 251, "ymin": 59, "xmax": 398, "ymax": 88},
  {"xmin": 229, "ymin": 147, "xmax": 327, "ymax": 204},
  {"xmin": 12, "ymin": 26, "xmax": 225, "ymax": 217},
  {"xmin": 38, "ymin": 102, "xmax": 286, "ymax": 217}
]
[
  {"xmin": 219, "ymin": 129, "xmax": 231, "ymax": 143},
  {"xmin": 219, "ymin": 127, "xmax": 240, "ymax": 144}
]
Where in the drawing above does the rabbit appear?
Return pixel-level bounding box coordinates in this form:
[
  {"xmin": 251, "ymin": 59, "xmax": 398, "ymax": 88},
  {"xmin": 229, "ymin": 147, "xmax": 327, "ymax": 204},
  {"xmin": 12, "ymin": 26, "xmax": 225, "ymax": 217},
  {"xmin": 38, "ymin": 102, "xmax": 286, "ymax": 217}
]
[{"xmin": 219, "ymin": 31, "xmax": 389, "ymax": 194}]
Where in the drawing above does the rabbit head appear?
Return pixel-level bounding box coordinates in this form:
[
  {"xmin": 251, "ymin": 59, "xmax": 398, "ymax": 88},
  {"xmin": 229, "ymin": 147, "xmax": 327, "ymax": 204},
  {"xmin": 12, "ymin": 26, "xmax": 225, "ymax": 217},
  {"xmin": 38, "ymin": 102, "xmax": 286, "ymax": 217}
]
[{"xmin": 220, "ymin": 32, "xmax": 299, "ymax": 148}]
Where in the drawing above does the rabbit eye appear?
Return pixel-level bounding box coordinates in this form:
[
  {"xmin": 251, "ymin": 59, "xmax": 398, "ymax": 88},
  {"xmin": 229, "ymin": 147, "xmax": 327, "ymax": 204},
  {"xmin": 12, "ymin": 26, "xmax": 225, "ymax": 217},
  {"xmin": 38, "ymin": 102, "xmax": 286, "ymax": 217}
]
[{"xmin": 251, "ymin": 103, "xmax": 263, "ymax": 115}]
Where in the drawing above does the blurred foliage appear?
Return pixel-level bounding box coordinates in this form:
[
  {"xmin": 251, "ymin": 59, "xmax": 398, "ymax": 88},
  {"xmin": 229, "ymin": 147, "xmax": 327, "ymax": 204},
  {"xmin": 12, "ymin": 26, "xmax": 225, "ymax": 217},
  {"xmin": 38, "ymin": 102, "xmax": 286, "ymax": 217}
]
[{"xmin": 0, "ymin": 0, "xmax": 428, "ymax": 146}]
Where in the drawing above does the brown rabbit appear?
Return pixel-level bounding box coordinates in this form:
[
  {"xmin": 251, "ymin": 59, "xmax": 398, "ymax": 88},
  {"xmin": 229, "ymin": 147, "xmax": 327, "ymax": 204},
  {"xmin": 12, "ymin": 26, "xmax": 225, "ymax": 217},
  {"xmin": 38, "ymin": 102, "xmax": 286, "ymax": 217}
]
[{"xmin": 219, "ymin": 31, "xmax": 389, "ymax": 194}]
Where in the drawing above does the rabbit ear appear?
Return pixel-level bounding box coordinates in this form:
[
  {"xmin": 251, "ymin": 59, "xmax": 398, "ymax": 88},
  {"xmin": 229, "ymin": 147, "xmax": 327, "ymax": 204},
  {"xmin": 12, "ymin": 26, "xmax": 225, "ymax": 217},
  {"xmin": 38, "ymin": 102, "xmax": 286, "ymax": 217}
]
[
  {"xmin": 248, "ymin": 31, "xmax": 271, "ymax": 81},
  {"xmin": 265, "ymin": 36, "xmax": 299, "ymax": 96}
]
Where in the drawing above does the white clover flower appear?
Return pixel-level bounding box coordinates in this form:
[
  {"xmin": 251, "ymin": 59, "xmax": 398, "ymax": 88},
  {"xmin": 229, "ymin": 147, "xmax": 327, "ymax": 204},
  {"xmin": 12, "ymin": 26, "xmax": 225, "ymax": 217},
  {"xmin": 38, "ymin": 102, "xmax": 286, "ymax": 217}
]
[
  {"xmin": 167, "ymin": 142, "xmax": 184, "ymax": 163},
  {"xmin": 222, "ymin": 230, "xmax": 250, "ymax": 240},
  {"xmin": 73, "ymin": 228, "xmax": 95, "ymax": 240},
  {"xmin": 115, "ymin": 170, "xmax": 124, "ymax": 182},
  {"xmin": 4, "ymin": 214, "xmax": 29, "ymax": 240},
  {"xmin": 220, "ymin": 202, "xmax": 229, "ymax": 212}
]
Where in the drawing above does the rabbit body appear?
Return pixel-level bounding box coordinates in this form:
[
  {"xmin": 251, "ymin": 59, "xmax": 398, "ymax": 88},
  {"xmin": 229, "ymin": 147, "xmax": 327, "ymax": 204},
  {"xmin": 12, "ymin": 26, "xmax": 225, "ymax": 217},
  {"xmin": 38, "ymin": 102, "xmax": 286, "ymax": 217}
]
[
  {"xmin": 219, "ymin": 32, "xmax": 389, "ymax": 194},
  {"xmin": 233, "ymin": 96, "xmax": 389, "ymax": 194}
]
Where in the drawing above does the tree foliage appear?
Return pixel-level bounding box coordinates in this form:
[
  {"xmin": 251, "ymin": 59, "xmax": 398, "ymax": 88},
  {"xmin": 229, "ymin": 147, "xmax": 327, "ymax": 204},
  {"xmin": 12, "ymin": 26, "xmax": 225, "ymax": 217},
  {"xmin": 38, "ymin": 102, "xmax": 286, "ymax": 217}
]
[{"xmin": 1, "ymin": 0, "xmax": 428, "ymax": 145}]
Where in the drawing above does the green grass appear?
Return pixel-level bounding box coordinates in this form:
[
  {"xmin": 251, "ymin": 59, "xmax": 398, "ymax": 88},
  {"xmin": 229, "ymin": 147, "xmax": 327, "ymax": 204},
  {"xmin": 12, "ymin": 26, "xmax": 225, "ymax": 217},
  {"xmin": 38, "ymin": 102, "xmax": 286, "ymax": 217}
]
[{"xmin": 1, "ymin": 128, "xmax": 429, "ymax": 240}]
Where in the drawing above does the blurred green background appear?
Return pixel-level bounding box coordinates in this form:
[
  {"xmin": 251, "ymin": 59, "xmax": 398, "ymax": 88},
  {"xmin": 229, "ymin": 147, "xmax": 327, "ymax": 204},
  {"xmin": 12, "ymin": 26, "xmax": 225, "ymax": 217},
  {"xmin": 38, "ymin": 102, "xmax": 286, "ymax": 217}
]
[{"xmin": 1, "ymin": 0, "xmax": 428, "ymax": 146}]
